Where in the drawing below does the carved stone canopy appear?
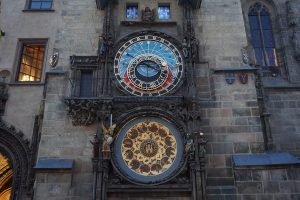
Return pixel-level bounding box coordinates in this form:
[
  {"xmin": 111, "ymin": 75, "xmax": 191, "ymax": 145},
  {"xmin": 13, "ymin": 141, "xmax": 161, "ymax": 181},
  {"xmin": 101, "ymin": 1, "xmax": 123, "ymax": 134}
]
[
  {"xmin": 96, "ymin": 0, "xmax": 118, "ymax": 10},
  {"xmin": 178, "ymin": 0, "xmax": 202, "ymax": 9}
]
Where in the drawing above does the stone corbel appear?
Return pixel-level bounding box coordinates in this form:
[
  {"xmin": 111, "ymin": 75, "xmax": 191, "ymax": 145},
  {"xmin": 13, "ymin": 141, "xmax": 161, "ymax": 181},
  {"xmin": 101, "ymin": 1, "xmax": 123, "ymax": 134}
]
[{"xmin": 64, "ymin": 98, "xmax": 112, "ymax": 126}]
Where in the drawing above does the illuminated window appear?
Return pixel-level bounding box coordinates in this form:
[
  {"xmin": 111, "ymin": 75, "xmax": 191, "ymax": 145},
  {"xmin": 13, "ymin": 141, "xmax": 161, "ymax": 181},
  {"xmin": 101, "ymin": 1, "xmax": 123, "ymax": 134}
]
[
  {"xmin": 249, "ymin": 2, "xmax": 278, "ymax": 70},
  {"xmin": 29, "ymin": 0, "xmax": 53, "ymax": 9},
  {"xmin": 17, "ymin": 43, "xmax": 45, "ymax": 82},
  {"xmin": 158, "ymin": 5, "xmax": 170, "ymax": 20},
  {"xmin": 126, "ymin": 4, "xmax": 138, "ymax": 19}
]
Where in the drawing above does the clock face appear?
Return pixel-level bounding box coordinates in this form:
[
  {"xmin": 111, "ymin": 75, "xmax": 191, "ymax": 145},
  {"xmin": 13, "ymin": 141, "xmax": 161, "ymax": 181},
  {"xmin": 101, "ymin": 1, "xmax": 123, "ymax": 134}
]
[
  {"xmin": 113, "ymin": 117, "xmax": 184, "ymax": 185},
  {"xmin": 114, "ymin": 35, "xmax": 184, "ymax": 96}
]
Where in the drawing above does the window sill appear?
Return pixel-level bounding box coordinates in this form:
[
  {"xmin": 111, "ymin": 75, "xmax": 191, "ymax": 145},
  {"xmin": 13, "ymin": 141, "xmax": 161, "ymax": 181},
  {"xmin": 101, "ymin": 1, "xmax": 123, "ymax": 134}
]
[
  {"xmin": 22, "ymin": 9, "xmax": 55, "ymax": 12},
  {"xmin": 121, "ymin": 21, "xmax": 177, "ymax": 26},
  {"xmin": 9, "ymin": 82, "xmax": 45, "ymax": 86}
]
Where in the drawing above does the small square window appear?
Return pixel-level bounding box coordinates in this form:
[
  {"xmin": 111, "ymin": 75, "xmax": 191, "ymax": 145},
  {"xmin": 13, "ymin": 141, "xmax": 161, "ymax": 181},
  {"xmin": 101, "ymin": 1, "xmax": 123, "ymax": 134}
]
[
  {"xmin": 29, "ymin": 0, "xmax": 53, "ymax": 10},
  {"xmin": 126, "ymin": 5, "xmax": 139, "ymax": 19},
  {"xmin": 17, "ymin": 41, "xmax": 46, "ymax": 82},
  {"xmin": 158, "ymin": 5, "xmax": 170, "ymax": 20}
]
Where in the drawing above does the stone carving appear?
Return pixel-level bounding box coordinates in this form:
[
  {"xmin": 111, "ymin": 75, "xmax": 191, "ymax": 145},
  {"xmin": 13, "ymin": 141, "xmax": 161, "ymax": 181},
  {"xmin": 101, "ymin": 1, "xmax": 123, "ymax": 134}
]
[
  {"xmin": 70, "ymin": 55, "xmax": 99, "ymax": 67},
  {"xmin": 65, "ymin": 99, "xmax": 112, "ymax": 126},
  {"xmin": 90, "ymin": 134, "xmax": 100, "ymax": 159},
  {"xmin": 225, "ymin": 73, "xmax": 235, "ymax": 85},
  {"xmin": 142, "ymin": 7, "xmax": 155, "ymax": 22},
  {"xmin": 241, "ymin": 45, "xmax": 256, "ymax": 66},
  {"xmin": 291, "ymin": 31, "xmax": 300, "ymax": 61},
  {"xmin": 182, "ymin": 38, "xmax": 189, "ymax": 58},
  {"xmin": 0, "ymin": 119, "xmax": 31, "ymax": 199},
  {"xmin": 239, "ymin": 73, "xmax": 248, "ymax": 84},
  {"xmin": 0, "ymin": 82, "xmax": 8, "ymax": 116},
  {"xmin": 49, "ymin": 49, "xmax": 59, "ymax": 68},
  {"xmin": 286, "ymin": 0, "xmax": 299, "ymax": 27},
  {"xmin": 98, "ymin": 34, "xmax": 114, "ymax": 57},
  {"xmin": 102, "ymin": 122, "xmax": 116, "ymax": 159}
]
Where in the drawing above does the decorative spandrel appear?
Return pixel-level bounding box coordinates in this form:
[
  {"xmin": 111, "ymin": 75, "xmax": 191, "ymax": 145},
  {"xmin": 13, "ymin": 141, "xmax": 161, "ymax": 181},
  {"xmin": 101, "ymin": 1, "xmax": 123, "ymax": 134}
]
[
  {"xmin": 113, "ymin": 117, "xmax": 184, "ymax": 185},
  {"xmin": 121, "ymin": 121, "xmax": 177, "ymax": 176}
]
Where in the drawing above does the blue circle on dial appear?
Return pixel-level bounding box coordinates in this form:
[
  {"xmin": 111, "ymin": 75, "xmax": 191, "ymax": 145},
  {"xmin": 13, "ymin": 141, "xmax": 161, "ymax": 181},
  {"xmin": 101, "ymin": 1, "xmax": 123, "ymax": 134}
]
[{"xmin": 136, "ymin": 61, "xmax": 160, "ymax": 77}]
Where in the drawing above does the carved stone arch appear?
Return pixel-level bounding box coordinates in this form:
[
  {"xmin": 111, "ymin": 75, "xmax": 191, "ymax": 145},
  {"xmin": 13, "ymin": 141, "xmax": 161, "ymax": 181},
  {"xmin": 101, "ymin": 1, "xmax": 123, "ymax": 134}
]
[
  {"xmin": 0, "ymin": 120, "xmax": 31, "ymax": 200},
  {"xmin": 240, "ymin": 0, "xmax": 287, "ymax": 78}
]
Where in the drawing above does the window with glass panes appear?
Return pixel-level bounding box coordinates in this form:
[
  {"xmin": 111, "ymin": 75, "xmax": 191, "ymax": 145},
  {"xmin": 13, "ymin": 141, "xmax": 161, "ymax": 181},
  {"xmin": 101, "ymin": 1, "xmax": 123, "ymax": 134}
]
[
  {"xmin": 18, "ymin": 44, "xmax": 45, "ymax": 82},
  {"xmin": 126, "ymin": 4, "xmax": 138, "ymax": 19},
  {"xmin": 30, "ymin": 0, "xmax": 52, "ymax": 9},
  {"xmin": 158, "ymin": 5, "xmax": 170, "ymax": 20},
  {"xmin": 248, "ymin": 3, "xmax": 278, "ymax": 69}
]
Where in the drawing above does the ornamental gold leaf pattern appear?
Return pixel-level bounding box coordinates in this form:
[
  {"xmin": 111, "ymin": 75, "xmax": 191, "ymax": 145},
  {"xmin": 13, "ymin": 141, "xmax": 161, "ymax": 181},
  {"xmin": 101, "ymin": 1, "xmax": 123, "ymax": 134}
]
[{"xmin": 121, "ymin": 121, "xmax": 177, "ymax": 176}]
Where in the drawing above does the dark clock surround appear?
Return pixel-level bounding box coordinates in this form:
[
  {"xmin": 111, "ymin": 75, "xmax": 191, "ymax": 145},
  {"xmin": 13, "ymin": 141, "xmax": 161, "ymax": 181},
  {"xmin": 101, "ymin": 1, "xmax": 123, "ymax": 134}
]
[{"xmin": 65, "ymin": 1, "xmax": 206, "ymax": 200}]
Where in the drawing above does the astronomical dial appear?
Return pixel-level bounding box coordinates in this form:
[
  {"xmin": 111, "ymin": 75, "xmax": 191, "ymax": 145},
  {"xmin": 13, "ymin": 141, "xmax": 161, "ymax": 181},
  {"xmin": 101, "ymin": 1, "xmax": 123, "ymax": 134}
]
[{"xmin": 114, "ymin": 35, "xmax": 184, "ymax": 96}]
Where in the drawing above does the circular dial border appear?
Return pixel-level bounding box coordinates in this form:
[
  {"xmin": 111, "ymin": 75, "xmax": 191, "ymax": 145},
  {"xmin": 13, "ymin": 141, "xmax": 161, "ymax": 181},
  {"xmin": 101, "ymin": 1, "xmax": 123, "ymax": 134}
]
[
  {"xmin": 113, "ymin": 117, "xmax": 184, "ymax": 184},
  {"xmin": 114, "ymin": 35, "xmax": 184, "ymax": 96}
]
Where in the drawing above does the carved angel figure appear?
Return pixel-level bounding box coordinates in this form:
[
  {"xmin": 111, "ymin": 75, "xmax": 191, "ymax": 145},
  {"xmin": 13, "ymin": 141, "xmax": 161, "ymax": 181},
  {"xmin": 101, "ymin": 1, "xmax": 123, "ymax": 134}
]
[
  {"xmin": 142, "ymin": 7, "xmax": 155, "ymax": 22},
  {"xmin": 102, "ymin": 122, "xmax": 116, "ymax": 159}
]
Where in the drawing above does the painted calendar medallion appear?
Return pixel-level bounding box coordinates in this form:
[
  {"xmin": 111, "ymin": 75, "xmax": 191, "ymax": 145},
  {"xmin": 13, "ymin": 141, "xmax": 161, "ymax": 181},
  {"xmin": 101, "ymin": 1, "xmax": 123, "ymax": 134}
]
[{"xmin": 113, "ymin": 117, "xmax": 184, "ymax": 185}]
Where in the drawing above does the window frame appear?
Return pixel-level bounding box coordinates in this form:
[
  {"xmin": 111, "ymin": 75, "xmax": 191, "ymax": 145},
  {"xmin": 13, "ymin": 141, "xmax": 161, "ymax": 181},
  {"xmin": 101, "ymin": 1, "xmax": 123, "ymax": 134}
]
[
  {"xmin": 157, "ymin": 3, "xmax": 171, "ymax": 20},
  {"xmin": 125, "ymin": 3, "xmax": 139, "ymax": 20},
  {"xmin": 24, "ymin": 0, "xmax": 54, "ymax": 11},
  {"xmin": 14, "ymin": 39, "xmax": 48, "ymax": 84},
  {"xmin": 242, "ymin": 1, "xmax": 286, "ymax": 77}
]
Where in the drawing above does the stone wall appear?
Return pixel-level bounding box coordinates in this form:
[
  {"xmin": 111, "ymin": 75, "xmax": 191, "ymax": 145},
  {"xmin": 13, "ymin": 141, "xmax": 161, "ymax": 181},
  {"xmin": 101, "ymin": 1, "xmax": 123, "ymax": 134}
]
[{"xmin": 266, "ymin": 89, "xmax": 300, "ymax": 157}]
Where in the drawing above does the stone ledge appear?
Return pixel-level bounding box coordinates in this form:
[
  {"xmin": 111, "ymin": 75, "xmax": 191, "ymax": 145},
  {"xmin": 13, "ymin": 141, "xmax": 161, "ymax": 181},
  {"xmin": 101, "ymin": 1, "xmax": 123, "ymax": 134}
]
[
  {"xmin": 233, "ymin": 152, "xmax": 300, "ymax": 170},
  {"xmin": 34, "ymin": 158, "xmax": 74, "ymax": 173},
  {"xmin": 212, "ymin": 66, "xmax": 258, "ymax": 74}
]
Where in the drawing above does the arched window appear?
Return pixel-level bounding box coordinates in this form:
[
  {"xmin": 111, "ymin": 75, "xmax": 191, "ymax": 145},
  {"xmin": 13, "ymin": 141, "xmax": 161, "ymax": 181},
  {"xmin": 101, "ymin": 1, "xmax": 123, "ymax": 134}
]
[{"xmin": 248, "ymin": 2, "xmax": 278, "ymax": 71}]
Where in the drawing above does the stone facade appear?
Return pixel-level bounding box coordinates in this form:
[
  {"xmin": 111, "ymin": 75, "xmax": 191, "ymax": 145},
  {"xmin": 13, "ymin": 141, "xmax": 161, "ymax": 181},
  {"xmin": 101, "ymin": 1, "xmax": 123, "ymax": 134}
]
[{"xmin": 0, "ymin": 0, "xmax": 299, "ymax": 200}]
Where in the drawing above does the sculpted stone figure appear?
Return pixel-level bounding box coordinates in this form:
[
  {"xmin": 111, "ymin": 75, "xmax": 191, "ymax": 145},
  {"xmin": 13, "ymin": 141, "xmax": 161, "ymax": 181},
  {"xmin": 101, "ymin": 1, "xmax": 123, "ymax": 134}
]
[
  {"xmin": 90, "ymin": 134, "xmax": 100, "ymax": 159},
  {"xmin": 286, "ymin": 0, "xmax": 299, "ymax": 27},
  {"xmin": 291, "ymin": 31, "xmax": 300, "ymax": 61},
  {"xmin": 142, "ymin": 7, "xmax": 155, "ymax": 22},
  {"xmin": 102, "ymin": 122, "xmax": 116, "ymax": 159}
]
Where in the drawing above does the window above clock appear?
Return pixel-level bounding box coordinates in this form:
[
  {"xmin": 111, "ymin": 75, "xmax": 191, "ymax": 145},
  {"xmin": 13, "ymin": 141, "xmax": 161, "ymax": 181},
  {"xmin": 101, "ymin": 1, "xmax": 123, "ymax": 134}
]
[{"xmin": 126, "ymin": 4, "xmax": 139, "ymax": 19}]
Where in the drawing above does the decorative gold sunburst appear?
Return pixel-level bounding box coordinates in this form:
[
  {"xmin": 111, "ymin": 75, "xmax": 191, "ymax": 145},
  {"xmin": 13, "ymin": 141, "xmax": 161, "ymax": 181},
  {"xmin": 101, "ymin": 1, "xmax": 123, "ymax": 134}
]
[{"xmin": 121, "ymin": 121, "xmax": 177, "ymax": 176}]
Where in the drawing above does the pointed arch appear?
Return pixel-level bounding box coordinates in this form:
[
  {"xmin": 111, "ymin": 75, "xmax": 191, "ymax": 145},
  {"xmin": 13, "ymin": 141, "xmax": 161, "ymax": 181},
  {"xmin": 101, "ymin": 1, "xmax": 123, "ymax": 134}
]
[
  {"xmin": 0, "ymin": 119, "xmax": 31, "ymax": 200},
  {"xmin": 241, "ymin": 0, "xmax": 286, "ymax": 77}
]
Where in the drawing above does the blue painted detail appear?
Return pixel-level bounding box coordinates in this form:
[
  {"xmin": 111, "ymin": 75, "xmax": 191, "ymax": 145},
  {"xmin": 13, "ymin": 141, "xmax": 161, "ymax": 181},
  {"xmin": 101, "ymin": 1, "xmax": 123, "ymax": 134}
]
[
  {"xmin": 114, "ymin": 117, "xmax": 184, "ymax": 184},
  {"xmin": 34, "ymin": 158, "xmax": 74, "ymax": 170},
  {"xmin": 233, "ymin": 152, "xmax": 300, "ymax": 168}
]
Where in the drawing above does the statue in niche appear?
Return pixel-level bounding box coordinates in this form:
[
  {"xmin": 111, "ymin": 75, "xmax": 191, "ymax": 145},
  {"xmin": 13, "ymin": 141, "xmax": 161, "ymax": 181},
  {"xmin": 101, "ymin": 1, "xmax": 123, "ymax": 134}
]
[
  {"xmin": 286, "ymin": 0, "xmax": 298, "ymax": 27},
  {"xmin": 49, "ymin": 49, "xmax": 59, "ymax": 68},
  {"xmin": 182, "ymin": 38, "xmax": 189, "ymax": 58},
  {"xmin": 90, "ymin": 134, "xmax": 100, "ymax": 159},
  {"xmin": 241, "ymin": 44, "xmax": 256, "ymax": 66},
  {"xmin": 101, "ymin": 122, "xmax": 116, "ymax": 159},
  {"xmin": 291, "ymin": 31, "xmax": 300, "ymax": 61},
  {"xmin": 190, "ymin": 37, "xmax": 200, "ymax": 63},
  {"xmin": 98, "ymin": 34, "xmax": 114, "ymax": 57},
  {"xmin": 142, "ymin": 7, "xmax": 155, "ymax": 22}
]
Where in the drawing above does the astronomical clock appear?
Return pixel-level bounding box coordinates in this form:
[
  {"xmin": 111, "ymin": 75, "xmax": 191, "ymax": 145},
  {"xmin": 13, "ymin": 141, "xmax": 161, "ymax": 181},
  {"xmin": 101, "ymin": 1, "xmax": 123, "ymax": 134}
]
[
  {"xmin": 110, "ymin": 33, "xmax": 188, "ymax": 187},
  {"xmin": 67, "ymin": 1, "xmax": 205, "ymax": 199}
]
